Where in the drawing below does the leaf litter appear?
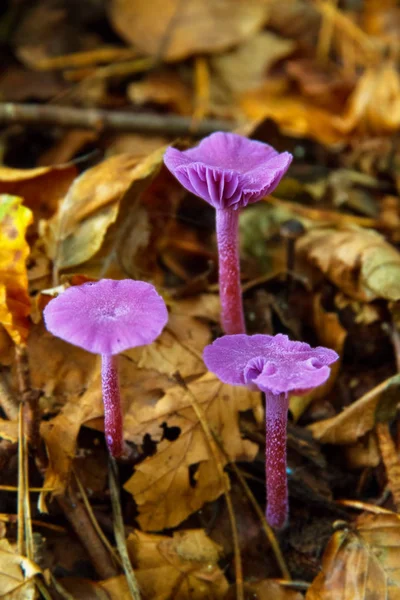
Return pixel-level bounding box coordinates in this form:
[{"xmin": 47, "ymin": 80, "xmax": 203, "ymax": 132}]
[{"xmin": 1, "ymin": 1, "xmax": 400, "ymax": 599}]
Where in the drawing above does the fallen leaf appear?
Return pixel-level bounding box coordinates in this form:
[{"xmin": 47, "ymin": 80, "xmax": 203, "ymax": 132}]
[
  {"xmin": 210, "ymin": 31, "xmax": 295, "ymax": 105},
  {"xmin": 128, "ymin": 71, "xmax": 193, "ymax": 115},
  {"xmin": 334, "ymin": 61, "xmax": 400, "ymax": 135},
  {"xmin": 0, "ymin": 195, "xmax": 33, "ymax": 344},
  {"xmin": 376, "ymin": 422, "xmax": 400, "ymax": 511},
  {"xmin": 296, "ymin": 226, "xmax": 400, "ymax": 302},
  {"xmin": 127, "ymin": 529, "xmax": 229, "ymax": 599},
  {"xmin": 240, "ymin": 87, "xmax": 344, "ymax": 146},
  {"xmin": 0, "ymin": 538, "xmax": 41, "ymax": 599},
  {"xmin": 124, "ymin": 372, "xmax": 260, "ymax": 530},
  {"xmin": 308, "ymin": 374, "xmax": 400, "ymax": 445},
  {"xmin": 0, "ymin": 164, "xmax": 76, "ymax": 220},
  {"xmin": 125, "ymin": 311, "xmax": 210, "ymax": 379},
  {"xmin": 306, "ymin": 513, "xmax": 400, "ymax": 600},
  {"xmin": 109, "ymin": 0, "xmax": 270, "ymax": 61},
  {"xmin": 44, "ymin": 147, "xmax": 167, "ymax": 272}
]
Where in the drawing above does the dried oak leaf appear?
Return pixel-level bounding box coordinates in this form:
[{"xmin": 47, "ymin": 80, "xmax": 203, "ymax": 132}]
[
  {"xmin": 127, "ymin": 529, "xmax": 229, "ymax": 599},
  {"xmin": 44, "ymin": 147, "xmax": 166, "ymax": 272},
  {"xmin": 109, "ymin": 0, "xmax": 270, "ymax": 61},
  {"xmin": 0, "ymin": 164, "xmax": 76, "ymax": 220},
  {"xmin": 0, "ymin": 538, "xmax": 41, "ymax": 600},
  {"xmin": 124, "ymin": 372, "xmax": 260, "ymax": 530},
  {"xmin": 306, "ymin": 513, "xmax": 400, "ymax": 600},
  {"xmin": 296, "ymin": 226, "xmax": 400, "ymax": 302},
  {"xmin": 0, "ymin": 195, "xmax": 33, "ymax": 345},
  {"xmin": 308, "ymin": 374, "xmax": 400, "ymax": 445}
]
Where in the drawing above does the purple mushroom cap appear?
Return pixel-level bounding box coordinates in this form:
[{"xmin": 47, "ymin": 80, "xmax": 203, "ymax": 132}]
[
  {"xmin": 164, "ymin": 132, "xmax": 292, "ymax": 210},
  {"xmin": 44, "ymin": 279, "xmax": 168, "ymax": 356},
  {"xmin": 203, "ymin": 333, "xmax": 338, "ymax": 395}
]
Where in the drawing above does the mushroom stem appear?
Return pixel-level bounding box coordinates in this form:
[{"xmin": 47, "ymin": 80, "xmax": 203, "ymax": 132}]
[
  {"xmin": 264, "ymin": 391, "xmax": 289, "ymax": 529},
  {"xmin": 101, "ymin": 354, "xmax": 124, "ymax": 458},
  {"xmin": 215, "ymin": 208, "xmax": 246, "ymax": 335}
]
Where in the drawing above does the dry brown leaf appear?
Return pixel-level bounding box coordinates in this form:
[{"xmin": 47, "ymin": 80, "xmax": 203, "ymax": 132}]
[
  {"xmin": 124, "ymin": 372, "xmax": 260, "ymax": 530},
  {"xmin": 0, "ymin": 538, "xmax": 41, "ymax": 599},
  {"xmin": 306, "ymin": 513, "xmax": 400, "ymax": 600},
  {"xmin": 240, "ymin": 88, "xmax": 344, "ymax": 146},
  {"xmin": 334, "ymin": 61, "xmax": 400, "ymax": 135},
  {"xmin": 210, "ymin": 31, "xmax": 295, "ymax": 104},
  {"xmin": 345, "ymin": 433, "xmax": 381, "ymax": 470},
  {"xmin": 308, "ymin": 374, "xmax": 400, "ymax": 445},
  {"xmin": 44, "ymin": 147, "xmax": 166, "ymax": 272},
  {"xmin": 297, "ymin": 226, "xmax": 400, "ymax": 302},
  {"xmin": 128, "ymin": 71, "xmax": 193, "ymax": 115},
  {"xmin": 376, "ymin": 422, "xmax": 400, "ymax": 510},
  {"xmin": 127, "ymin": 529, "xmax": 229, "ymax": 599},
  {"xmin": 109, "ymin": 0, "xmax": 270, "ymax": 61},
  {"xmin": 125, "ymin": 311, "xmax": 209, "ymax": 380},
  {"xmin": 0, "ymin": 164, "xmax": 76, "ymax": 221},
  {"xmin": 0, "ymin": 195, "xmax": 33, "ymax": 345}
]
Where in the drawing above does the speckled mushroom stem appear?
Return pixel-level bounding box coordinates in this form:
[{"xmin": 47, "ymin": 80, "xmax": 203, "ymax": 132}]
[
  {"xmin": 215, "ymin": 208, "xmax": 246, "ymax": 335},
  {"xmin": 101, "ymin": 354, "xmax": 124, "ymax": 458},
  {"xmin": 264, "ymin": 391, "xmax": 290, "ymax": 529}
]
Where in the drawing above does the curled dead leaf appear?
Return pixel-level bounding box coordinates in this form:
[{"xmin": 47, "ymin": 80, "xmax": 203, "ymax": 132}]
[
  {"xmin": 297, "ymin": 226, "xmax": 400, "ymax": 302},
  {"xmin": 44, "ymin": 147, "xmax": 166, "ymax": 273},
  {"xmin": 306, "ymin": 513, "xmax": 400, "ymax": 600},
  {"xmin": 308, "ymin": 374, "xmax": 400, "ymax": 445}
]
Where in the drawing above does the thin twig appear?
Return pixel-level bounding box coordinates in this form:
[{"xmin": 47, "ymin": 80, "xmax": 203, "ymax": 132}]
[
  {"xmin": 57, "ymin": 484, "xmax": 118, "ymax": 579},
  {"xmin": 108, "ymin": 457, "xmax": 141, "ymax": 600},
  {"xmin": 173, "ymin": 372, "xmax": 244, "ymax": 600},
  {"xmin": 73, "ymin": 468, "xmax": 122, "ymax": 568},
  {"xmin": 0, "ymin": 103, "xmax": 233, "ymax": 136}
]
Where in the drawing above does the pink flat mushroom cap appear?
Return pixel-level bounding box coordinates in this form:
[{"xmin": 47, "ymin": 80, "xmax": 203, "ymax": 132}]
[
  {"xmin": 44, "ymin": 279, "xmax": 168, "ymax": 356},
  {"xmin": 203, "ymin": 333, "xmax": 338, "ymax": 395},
  {"xmin": 164, "ymin": 132, "xmax": 292, "ymax": 210}
]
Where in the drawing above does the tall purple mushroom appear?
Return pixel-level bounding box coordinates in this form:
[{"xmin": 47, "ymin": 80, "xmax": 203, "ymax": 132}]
[
  {"xmin": 204, "ymin": 333, "xmax": 338, "ymax": 529},
  {"xmin": 44, "ymin": 279, "xmax": 168, "ymax": 457},
  {"xmin": 164, "ymin": 133, "xmax": 292, "ymax": 335}
]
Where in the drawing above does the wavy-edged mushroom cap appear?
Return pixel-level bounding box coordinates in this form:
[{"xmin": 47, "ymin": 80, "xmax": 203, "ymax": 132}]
[
  {"xmin": 203, "ymin": 333, "xmax": 338, "ymax": 395},
  {"xmin": 44, "ymin": 279, "xmax": 168, "ymax": 355},
  {"xmin": 164, "ymin": 132, "xmax": 292, "ymax": 211}
]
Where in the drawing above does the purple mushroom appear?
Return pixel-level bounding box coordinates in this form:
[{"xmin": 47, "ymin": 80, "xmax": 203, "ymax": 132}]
[
  {"xmin": 164, "ymin": 133, "xmax": 292, "ymax": 335},
  {"xmin": 204, "ymin": 333, "xmax": 338, "ymax": 529},
  {"xmin": 44, "ymin": 279, "xmax": 168, "ymax": 457}
]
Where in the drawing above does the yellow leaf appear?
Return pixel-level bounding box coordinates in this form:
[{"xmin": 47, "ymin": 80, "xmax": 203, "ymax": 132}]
[{"xmin": 0, "ymin": 195, "xmax": 33, "ymax": 344}]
